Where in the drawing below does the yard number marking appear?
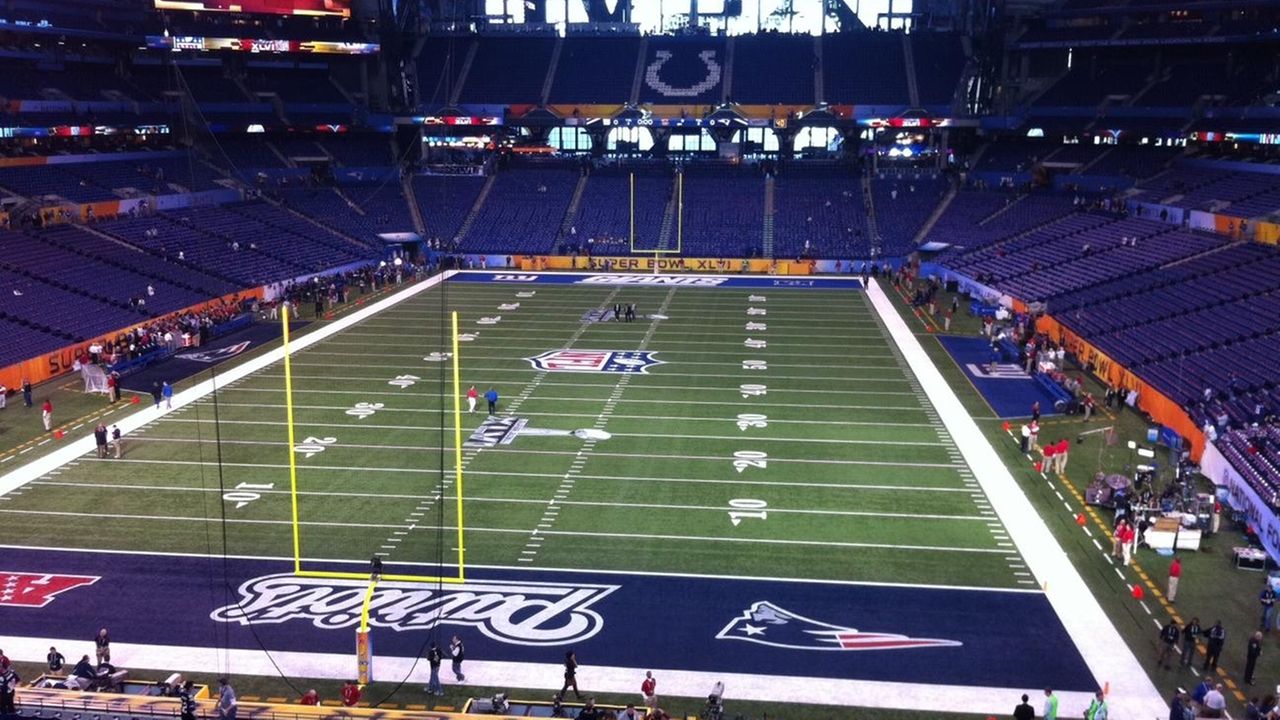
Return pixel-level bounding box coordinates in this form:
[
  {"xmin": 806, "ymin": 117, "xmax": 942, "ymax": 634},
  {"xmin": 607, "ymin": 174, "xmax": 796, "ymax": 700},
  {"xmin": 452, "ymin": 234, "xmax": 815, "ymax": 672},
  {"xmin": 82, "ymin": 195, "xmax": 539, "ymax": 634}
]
[
  {"xmin": 732, "ymin": 450, "xmax": 768, "ymax": 473},
  {"xmin": 746, "ymin": 307, "xmax": 766, "ymax": 316},
  {"xmin": 389, "ymin": 374, "xmax": 420, "ymax": 389},
  {"xmin": 739, "ymin": 383, "xmax": 768, "ymax": 398},
  {"xmin": 745, "ymin": 322, "xmax": 767, "ymax": 331},
  {"xmin": 728, "ymin": 498, "xmax": 768, "ymax": 526},
  {"xmin": 736, "ymin": 413, "xmax": 768, "ymax": 431},
  {"xmin": 423, "ymin": 352, "xmax": 453, "ymax": 362},
  {"xmin": 294, "ymin": 436, "xmax": 336, "ymax": 458},
  {"xmin": 224, "ymin": 482, "xmax": 275, "ymax": 509},
  {"xmin": 345, "ymin": 402, "xmax": 384, "ymax": 420},
  {"xmin": 742, "ymin": 360, "xmax": 767, "ymax": 371},
  {"xmin": 744, "ymin": 338, "xmax": 766, "ymax": 349}
]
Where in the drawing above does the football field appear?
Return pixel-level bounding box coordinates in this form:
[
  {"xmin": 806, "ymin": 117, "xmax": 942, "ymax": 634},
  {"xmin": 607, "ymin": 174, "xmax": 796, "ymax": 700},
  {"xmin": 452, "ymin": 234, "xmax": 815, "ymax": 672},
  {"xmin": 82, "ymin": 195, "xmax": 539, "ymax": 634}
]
[{"xmin": 0, "ymin": 271, "xmax": 1163, "ymax": 715}]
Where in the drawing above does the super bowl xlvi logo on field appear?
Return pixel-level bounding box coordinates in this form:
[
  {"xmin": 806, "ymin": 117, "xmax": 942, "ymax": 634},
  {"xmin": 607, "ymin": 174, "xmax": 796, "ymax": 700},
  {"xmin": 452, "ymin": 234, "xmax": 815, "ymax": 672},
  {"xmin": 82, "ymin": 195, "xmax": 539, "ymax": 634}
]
[
  {"xmin": 211, "ymin": 575, "xmax": 617, "ymax": 646},
  {"xmin": 0, "ymin": 572, "xmax": 100, "ymax": 607},
  {"xmin": 527, "ymin": 349, "xmax": 664, "ymax": 374},
  {"xmin": 465, "ymin": 416, "xmax": 612, "ymax": 448},
  {"xmin": 717, "ymin": 601, "xmax": 962, "ymax": 652}
]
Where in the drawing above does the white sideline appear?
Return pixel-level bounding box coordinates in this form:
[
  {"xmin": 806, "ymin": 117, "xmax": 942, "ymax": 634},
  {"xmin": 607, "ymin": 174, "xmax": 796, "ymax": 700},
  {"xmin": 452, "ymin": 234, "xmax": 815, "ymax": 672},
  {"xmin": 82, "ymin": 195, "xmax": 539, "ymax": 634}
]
[
  {"xmin": 865, "ymin": 278, "xmax": 1167, "ymax": 719},
  {"xmin": 2, "ymin": 635, "xmax": 1100, "ymax": 718},
  {"xmin": 0, "ymin": 270, "xmax": 457, "ymax": 497}
]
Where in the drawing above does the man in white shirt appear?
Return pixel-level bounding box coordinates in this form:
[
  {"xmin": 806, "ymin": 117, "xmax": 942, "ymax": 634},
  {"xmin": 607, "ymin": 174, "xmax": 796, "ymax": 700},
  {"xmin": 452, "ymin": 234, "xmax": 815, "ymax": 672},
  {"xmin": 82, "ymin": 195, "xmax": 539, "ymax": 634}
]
[{"xmin": 1201, "ymin": 684, "xmax": 1226, "ymax": 718}]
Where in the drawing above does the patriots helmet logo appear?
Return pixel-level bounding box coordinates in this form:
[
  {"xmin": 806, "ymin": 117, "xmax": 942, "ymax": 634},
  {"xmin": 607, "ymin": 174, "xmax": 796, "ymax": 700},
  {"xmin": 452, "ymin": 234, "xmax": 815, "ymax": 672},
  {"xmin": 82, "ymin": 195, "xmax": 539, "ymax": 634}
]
[
  {"xmin": 716, "ymin": 601, "xmax": 962, "ymax": 652},
  {"xmin": 178, "ymin": 341, "xmax": 251, "ymax": 364}
]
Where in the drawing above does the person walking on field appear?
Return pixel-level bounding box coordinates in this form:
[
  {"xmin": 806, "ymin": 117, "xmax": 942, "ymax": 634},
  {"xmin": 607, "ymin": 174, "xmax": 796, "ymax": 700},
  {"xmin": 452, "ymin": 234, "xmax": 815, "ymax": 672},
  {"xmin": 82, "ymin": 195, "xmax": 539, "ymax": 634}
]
[
  {"xmin": 450, "ymin": 635, "xmax": 466, "ymax": 682},
  {"xmin": 162, "ymin": 381, "xmax": 174, "ymax": 410},
  {"xmin": 1167, "ymin": 556, "xmax": 1181, "ymax": 603},
  {"xmin": 111, "ymin": 426, "xmax": 122, "ymax": 459},
  {"xmin": 1043, "ymin": 689, "xmax": 1058, "ymax": 720},
  {"xmin": 1014, "ymin": 694, "xmax": 1034, "ymax": 720},
  {"xmin": 466, "ymin": 385, "xmax": 477, "ymax": 414},
  {"xmin": 560, "ymin": 650, "xmax": 582, "ymax": 700},
  {"xmin": 1260, "ymin": 584, "xmax": 1276, "ymax": 631},
  {"xmin": 485, "ymin": 387, "xmax": 498, "ymax": 416},
  {"xmin": 641, "ymin": 671, "xmax": 656, "ymax": 710},
  {"xmin": 41, "ymin": 398, "xmax": 53, "ymax": 431},
  {"xmin": 1245, "ymin": 631, "xmax": 1263, "ymax": 684},
  {"xmin": 1204, "ymin": 620, "xmax": 1226, "ymax": 672},
  {"xmin": 1158, "ymin": 619, "xmax": 1180, "ymax": 669},
  {"xmin": 425, "ymin": 642, "xmax": 444, "ymax": 695}
]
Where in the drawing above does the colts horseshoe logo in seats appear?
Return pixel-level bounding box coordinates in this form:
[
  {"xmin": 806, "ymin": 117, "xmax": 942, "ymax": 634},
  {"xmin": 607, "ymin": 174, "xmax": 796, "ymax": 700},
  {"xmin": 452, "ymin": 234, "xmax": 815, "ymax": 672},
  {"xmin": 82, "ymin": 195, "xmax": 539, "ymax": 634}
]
[{"xmin": 644, "ymin": 49, "xmax": 722, "ymax": 97}]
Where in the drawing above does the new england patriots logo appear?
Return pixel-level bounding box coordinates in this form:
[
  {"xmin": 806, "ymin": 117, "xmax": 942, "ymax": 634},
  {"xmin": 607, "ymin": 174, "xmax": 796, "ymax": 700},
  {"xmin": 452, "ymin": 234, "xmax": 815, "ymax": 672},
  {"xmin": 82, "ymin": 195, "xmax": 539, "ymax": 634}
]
[
  {"xmin": 178, "ymin": 341, "xmax": 251, "ymax": 364},
  {"xmin": 716, "ymin": 601, "xmax": 961, "ymax": 652},
  {"xmin": 526, "ymin": 349, "xmax": 664, "ymax": 374}
]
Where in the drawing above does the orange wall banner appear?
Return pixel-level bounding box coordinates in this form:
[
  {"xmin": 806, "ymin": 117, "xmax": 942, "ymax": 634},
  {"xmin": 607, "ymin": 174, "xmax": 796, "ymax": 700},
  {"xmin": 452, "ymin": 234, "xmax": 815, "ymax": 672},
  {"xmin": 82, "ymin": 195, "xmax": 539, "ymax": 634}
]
[
  {"xmin": 0, "ymin": 288, "xmax": 264, "ymax": 394},
  {"xmin": 1255, "ymin": 221, "xmax": 1280, "ymax": 246},
  {"xmin": 1038, "ymin": 314, "xmax": 1205, "ymax": 458}
]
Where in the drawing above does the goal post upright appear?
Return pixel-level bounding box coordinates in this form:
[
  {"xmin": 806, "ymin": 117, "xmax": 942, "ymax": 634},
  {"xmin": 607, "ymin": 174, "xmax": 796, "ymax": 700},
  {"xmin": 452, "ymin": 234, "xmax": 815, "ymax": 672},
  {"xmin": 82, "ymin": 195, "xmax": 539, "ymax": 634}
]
[{"xmin": 287, "ymin": 305, "xmax": 466, "ymax": 585}]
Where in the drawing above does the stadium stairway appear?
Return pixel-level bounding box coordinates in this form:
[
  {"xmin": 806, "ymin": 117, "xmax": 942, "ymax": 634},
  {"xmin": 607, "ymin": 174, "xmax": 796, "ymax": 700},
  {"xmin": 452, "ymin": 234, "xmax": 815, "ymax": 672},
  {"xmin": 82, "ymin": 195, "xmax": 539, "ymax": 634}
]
[
  {"xmin": 559, "ymin": 173, "xmax": 590, "ymax": 240},
  {"xmin": 762, "ymin": 174, "xmax": 776, "ymax": 259},
  {"xmin": 629, "ymin": 37, "xmax": 647, "ymax": 106},
  {"xmin": 722, "ymin": 36, "xmax": 736, "ymax": 104},
  {"xmin": 813, "ymin": 36, "xmax": 825, "ymax": 104},
  {"xmin": 452, "ymin": 174, "xmax": 497, "ymax": 244},
  {"xmin": 913, "ymin": 184, "xmax": 959, "ymax": 246},
  {"xmin": 540, "ymin": 36, "xmax": 564, "ymax": 105},
  {"xmin": 403, "ymin": 174, "xmax": 428, "ymax": 236},
  {"xmin": 451, "ymin": 41, "xmax": 479, "ymax": 106},
  {"xmin": 863, "ymin": 172, "xmax": 881, "ymax": 255},
  {"xmin": 656, "ymin": 177, "xmax": 680, "ymax": 252},
  {"xmin": 902, "ymin": 34, "xmax": 921, "ymax": 108}
]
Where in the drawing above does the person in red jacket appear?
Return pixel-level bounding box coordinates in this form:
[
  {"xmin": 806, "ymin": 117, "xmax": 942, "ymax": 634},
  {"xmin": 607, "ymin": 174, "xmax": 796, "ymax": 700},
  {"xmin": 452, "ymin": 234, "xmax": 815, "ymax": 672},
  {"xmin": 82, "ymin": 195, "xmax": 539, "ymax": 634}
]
[
  {"xmin": 340, "ymin": 680, "xmax": 361, "ymax": 707},
  {"xmin": 299, "ymin": 690, "xmax": 319, "ymax": 706},
  {"xmin": 41, "ymin": 398, "xmax": 53, "ymax": 431},
  {"xmin": 640, "ymin": 671, "xmax": 657, "ymax": 709}
]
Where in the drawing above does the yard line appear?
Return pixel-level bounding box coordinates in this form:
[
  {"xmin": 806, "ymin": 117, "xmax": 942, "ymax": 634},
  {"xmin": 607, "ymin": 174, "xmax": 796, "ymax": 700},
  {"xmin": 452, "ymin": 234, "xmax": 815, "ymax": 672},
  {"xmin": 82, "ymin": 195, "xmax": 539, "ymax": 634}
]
[
  {"xmin": 291, "ymin": 358, "xmax": 905, "ymax": 372},
  {"xmin": 303, "ymin": 345, "xmax": 896, "ymax": 359},
  {"xmin": 179, "ymin": 405, "xmax": 941, "ymax": 428},
  {"xmin": 126, "ymin": 437, "xmax": 964, "ymax": 468},
  {"xmin": 218, "ymin": 386, "xmax": 926, "ymax": 409},
  {"xmin": 252, "ymin": 369, "xmax": 913, "ymax": 384},
  {"xmin": 153, "ymin": 419, "xmax": 937, "ymax": 447},
  {"xmin": 338, "ymin": 328, "xmax": 894, "ymax": 343},
  {"xmin": 86, "ymin": 460, "xmax": 970, "ymax": 489},
  {"xmin": 0, "ymin": 507, "xmax": 1007, "ymax": 554}
]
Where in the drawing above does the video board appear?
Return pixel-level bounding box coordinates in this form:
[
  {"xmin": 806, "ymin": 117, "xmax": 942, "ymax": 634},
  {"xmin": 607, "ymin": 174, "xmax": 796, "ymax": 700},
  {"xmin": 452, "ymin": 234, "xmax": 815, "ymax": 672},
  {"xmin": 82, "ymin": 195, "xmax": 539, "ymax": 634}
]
[{"xmin": 154, "ymin": 0, "xmax": 351, "ymax": 18}]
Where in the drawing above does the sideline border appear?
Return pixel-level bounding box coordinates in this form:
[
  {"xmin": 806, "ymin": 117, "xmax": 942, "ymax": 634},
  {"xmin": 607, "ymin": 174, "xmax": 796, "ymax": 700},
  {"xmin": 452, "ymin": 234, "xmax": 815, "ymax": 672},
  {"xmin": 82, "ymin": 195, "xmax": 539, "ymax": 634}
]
[{"xmin": 866, "ymin": 278, "xmax": 1167, "ymax": 720}]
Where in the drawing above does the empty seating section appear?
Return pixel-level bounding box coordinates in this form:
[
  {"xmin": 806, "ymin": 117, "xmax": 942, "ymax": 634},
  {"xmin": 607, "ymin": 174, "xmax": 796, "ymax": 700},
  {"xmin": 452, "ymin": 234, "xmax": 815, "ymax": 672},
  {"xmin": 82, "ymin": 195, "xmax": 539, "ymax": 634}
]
[
  {"xmin": 246, "ymin": 68, "xmax": 347, "ymax": 104},
  {"xmin": 0, "ymin": 316, "xmax": 71, "ymax": 367},
  {"xmin": 821, "ymin": 33, "xmax": 908, "ymax": 105},
  {"xmin": 0, "ymin": 156, "xmax": 220, "ymax": 201},
  {"xmin": 638, "ymin": 38, "xmax": 727, "ymax": 105},
  {"xmin": 461, "ymin": 166, "xmax": 578, "ymax": 253},
  {"xmin": 730, "ymin": 35, "xmax": 814, "ymax": 105},
  {"xmin": 213, "ymin": 137, "xmax": 289, "ymax": 170},
  {"xmin": 772, "ymin": 165, "xmax": 867, "ymax": 259},
  {"xmin": 459, "ymin": 37, "xmax": 556, "ymax": 104},
  {"xmin": 911, "ymin": 33, "xmax": 965, "ymax": 106},
  {"xmin": 923, "ymin": 190, "xmax": 1012, "ymax": 250},
  {"xmin": 550, "ymin": 38, "xmax": 641, "ymax": 104},
  {"xmin": 413, "ymin": 175, "xmax": 486, "ymax": 242},
  {"xmin": 933, "ymin": 193, "xmax": 1078, "ymax": 259},
  {"xmin": 317, "ymin": 135, "xmax": 394, "ymax": 166},
  {"xmin": 571, "ymin": 167, "xmax": 672, "ymax": 248},
  {"xmin": 0, "ymin": 60, "xmax": 141, "ymax": 101},
  {"xmin": 8, "ymin": 228, "xmax": 205, "ymax": 313},
  {"xmin": 1137, "ymin": 63, "xmax": 1226, "ymax": 107},
  {"xmin": 871, "ymin": 176, "xmax": 947, "ymax": 254},
  {"xmin": 416, "ymin": 40, "xmax": 470, "ymax": 104},
  {"xmin": 1035, "ymin": 61, "xmax": 1150, "ymax": 106},
  {"xmin": 131, "ymin": 63, "xmax": 246, "ymax": 102},
  {"xmin": 677, "ymin": 165, "xmax": 764, "ymax": 258},
  {"xmin": 281, "ymin": 186, "xmax": 411, "ymax": 245},
  {"xmin": 0, "ymin": 265, "xmax": 140, "ymax": 350},
  {"xmin": 976, "ymin": 141, "xmax": 1053, "ymax": 172},
  {"xmin": 1085, "ymin": 146, "xmax": 1180, "ymax": 180}
]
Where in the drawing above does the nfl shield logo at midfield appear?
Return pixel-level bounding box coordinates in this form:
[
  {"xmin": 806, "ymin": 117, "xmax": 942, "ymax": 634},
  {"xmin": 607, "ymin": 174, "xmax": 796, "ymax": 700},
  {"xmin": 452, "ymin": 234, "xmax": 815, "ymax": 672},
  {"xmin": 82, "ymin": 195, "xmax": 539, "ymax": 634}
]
[{"xmin": 527, "ymin": 349, "xmax": 664, "ymax": 374}]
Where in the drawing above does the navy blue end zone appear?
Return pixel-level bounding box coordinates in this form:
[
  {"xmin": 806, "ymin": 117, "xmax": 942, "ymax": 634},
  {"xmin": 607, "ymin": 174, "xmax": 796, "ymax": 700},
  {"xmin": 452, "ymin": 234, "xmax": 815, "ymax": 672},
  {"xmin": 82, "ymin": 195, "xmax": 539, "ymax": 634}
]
[
  {"xmin": 936, "ymin": 335, "xmax": 1065, "ymax": 419},
  {"xmin": 0, "ymin": 548, "xmax": 1094, "ymax": 692},
  {"xmin": 451, "ymin": 271, "xmax": 865, "ymax": 290}
]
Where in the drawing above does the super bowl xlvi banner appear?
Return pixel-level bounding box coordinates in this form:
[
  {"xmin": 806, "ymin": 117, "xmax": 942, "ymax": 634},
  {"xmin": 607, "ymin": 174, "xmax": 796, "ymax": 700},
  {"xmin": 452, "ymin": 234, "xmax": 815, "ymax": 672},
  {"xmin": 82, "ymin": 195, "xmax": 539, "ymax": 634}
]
[
  {"xmin": 450, "ymin": 272, "xmax": 866, "ymax": 290},
  {"xmin": 1201, "ymin": 441, "xmax": 1280, "ymax": 562},
  {"xmin": 0, "ymin": 548, "xmax": 1096, "ymax": 691}
]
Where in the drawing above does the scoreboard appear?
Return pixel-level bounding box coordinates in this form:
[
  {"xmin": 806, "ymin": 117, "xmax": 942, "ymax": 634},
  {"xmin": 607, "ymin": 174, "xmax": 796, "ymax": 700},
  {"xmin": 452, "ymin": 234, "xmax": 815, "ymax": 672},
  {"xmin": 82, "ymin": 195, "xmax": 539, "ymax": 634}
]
[{"xmin": 153, "ymin": 0, "xmax": 351, "ymax": 17}]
